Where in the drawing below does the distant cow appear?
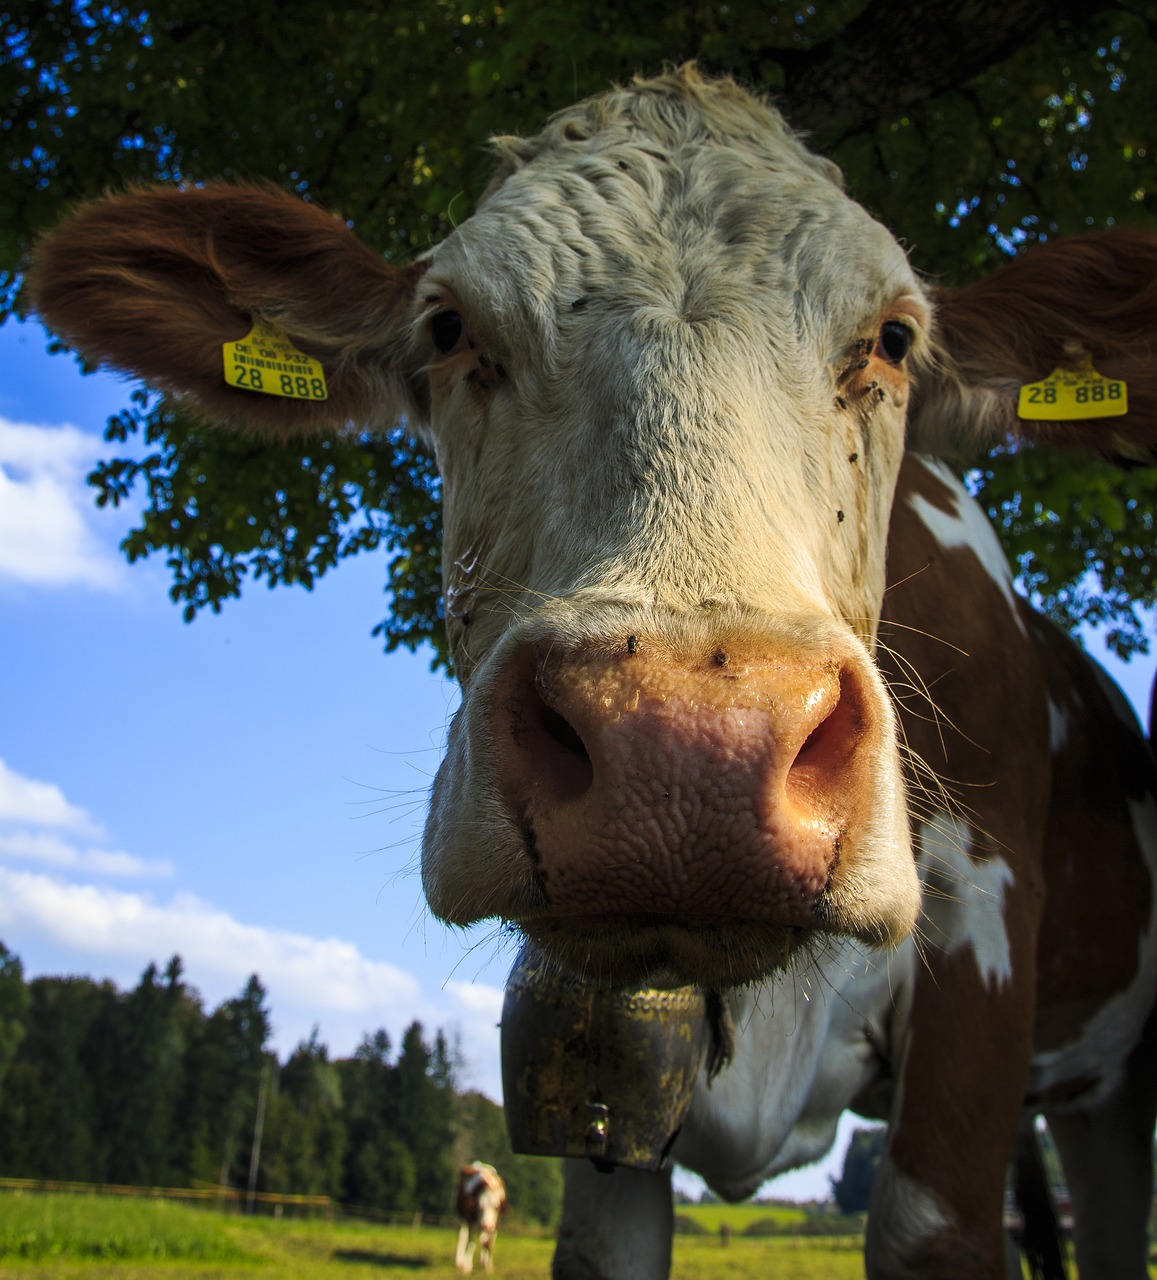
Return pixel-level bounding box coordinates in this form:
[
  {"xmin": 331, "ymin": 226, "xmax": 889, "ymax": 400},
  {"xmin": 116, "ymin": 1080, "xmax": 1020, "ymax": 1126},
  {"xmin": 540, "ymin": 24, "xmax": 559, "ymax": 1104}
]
[
  {"xmin": 28, "ymin": 66, "xmax": 1157, "ymax": 1276},
  {"xmin": 455, "ymin": 1162, "xmax": 507, "ymax": 1274}
]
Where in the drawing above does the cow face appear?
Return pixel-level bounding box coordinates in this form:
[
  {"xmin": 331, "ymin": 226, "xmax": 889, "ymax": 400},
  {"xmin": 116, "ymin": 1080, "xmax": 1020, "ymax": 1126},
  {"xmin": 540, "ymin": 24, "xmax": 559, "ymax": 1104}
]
[{"xmin": 414, "ymin": 75, "xmax": 927, "ymax": 983}]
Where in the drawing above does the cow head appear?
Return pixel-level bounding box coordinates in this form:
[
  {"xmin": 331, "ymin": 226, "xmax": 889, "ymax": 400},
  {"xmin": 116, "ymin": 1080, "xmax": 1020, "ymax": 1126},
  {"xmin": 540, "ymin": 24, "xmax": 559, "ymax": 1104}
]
[
  {"xmin": 417, "ymin": 74, "xmax": 928, "ymax": 984},
  {"xmin": 28, "ymin": 67, "xmax": 1157, "ymax": 987}
]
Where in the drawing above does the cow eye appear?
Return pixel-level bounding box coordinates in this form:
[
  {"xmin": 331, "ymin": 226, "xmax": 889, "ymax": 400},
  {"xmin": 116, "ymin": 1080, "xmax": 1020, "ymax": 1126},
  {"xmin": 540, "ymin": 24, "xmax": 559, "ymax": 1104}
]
[
  {"xmin": 430, "ymin": 309, "xmax": 466, "ymax": 355},
  {"xmin": 876, "ymin": 320, "xmax": 914, "ymax": 364}
]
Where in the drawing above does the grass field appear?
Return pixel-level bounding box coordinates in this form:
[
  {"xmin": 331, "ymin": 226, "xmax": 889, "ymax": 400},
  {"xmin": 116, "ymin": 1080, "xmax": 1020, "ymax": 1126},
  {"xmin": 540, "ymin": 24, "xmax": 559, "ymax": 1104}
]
[
  {"xmin": 675, "ymin": 1201, "xmax": 811, "ymax": 1233},
  {"xmin": 0, "ymin": 1191, "xmax": 861, "ymax": 1279},
  {"xmin": 0, "ymin": 1190, "xmax": 1152, "ymax": 1277}
]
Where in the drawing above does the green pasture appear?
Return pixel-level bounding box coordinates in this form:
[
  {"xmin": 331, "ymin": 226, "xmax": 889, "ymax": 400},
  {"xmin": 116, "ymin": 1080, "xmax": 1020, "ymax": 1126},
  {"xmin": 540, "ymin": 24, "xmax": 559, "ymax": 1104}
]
[
  {"xmin": 0, "ymin": 1191, "xmax": 857, "ymax": 1279},
  {"xmin": 674, "ymin": 1201, "xmax": 811, "ymax": 1233},
  {"xmin": 0, "ymin": 1190, "xmax": 1152, "ymax": 1278}
]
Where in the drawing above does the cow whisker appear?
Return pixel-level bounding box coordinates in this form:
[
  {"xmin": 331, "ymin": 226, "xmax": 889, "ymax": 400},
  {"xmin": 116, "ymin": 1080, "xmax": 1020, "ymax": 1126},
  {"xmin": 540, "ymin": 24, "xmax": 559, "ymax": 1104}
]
[{"xmin": 875, "ymin": 613, "xmax": 971, "ymax": 658}]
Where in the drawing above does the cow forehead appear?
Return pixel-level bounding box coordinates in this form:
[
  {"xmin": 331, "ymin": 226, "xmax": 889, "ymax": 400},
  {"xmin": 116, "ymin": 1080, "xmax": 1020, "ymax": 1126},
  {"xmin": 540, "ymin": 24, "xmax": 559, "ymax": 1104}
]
[{"xmin": 427, "ymin": 91, "xmax": 926, "ymax": 371}]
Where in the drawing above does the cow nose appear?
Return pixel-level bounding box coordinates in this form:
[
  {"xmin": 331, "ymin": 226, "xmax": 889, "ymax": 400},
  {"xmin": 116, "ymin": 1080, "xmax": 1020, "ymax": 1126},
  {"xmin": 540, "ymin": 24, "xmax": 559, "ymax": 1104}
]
[{"xmin": 491, "ymin": 637, "xmax": 877, "ymax": 925}]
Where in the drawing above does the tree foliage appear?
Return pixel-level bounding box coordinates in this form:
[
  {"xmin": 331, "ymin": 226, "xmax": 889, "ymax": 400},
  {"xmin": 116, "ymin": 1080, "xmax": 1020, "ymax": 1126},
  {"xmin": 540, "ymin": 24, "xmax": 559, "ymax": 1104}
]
[
  {"xmin": 830, "ymin": 1124, "xmax": 884, "ymax": 1214},
  {"xmin": 262, "ymin": 1030, "xmax": 346, "ymax": 1199},
  {"xmin": 5, "ymin": 0, "xmax": 1157, "ymax": 659},
  {"xmin": 0, "ymin": 943, "xmax": 29, "ymax": 1108},
  {"xmin": 0, "ymin": 941, "xmax": 561, "ymax": 1222}
]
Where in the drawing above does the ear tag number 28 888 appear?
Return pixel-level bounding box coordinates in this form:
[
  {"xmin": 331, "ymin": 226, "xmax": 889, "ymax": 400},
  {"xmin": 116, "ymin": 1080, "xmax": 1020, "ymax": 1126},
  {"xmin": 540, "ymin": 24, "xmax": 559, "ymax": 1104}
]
[
  {"xmin": 223, "ymin": 321, "xmax": 328, "ymax": 401},
  {"xmin": 1017, "ymin": 360, "xmax": 1127, "ymax": 421}
]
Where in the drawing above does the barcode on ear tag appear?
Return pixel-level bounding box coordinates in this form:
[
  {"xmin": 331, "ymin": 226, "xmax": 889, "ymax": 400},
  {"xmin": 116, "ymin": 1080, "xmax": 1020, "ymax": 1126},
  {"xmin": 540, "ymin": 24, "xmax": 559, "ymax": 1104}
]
[
  {"xmin": 1017, "ymin": 366, "xmax": 1127, "ymax": 420},
  {"xmin": 223, "ymin": 322, "xmax": 328, "ymax": 401}
]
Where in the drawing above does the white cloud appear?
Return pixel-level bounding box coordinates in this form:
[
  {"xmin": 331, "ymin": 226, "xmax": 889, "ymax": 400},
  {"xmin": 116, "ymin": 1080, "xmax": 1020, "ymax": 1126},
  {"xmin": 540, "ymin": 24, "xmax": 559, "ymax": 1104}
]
[
  {"xmin": 444, "ymin": 979, "xmax": 505, "ymax": 1096},
  {"xmin": 0, "ymin": 760, "xmax": 170, "ymax": 878},
  {"xmin": 0, "ymin": 417, "xmax": 126, "ymax": 589},
  {"xmin": 0, "ymin": 868, "xmax": 421, "ymax": 1013},
  {"xmin": 446, "ymin": 978, "xmax": 504, "ymax": 1019},
  {"xmin": 0, "ymin": 757, "xmax": 104, "ymax": 836},
  {"xmin": 0, "ymin": 830, "xmax": 172, "ymax": 878}
]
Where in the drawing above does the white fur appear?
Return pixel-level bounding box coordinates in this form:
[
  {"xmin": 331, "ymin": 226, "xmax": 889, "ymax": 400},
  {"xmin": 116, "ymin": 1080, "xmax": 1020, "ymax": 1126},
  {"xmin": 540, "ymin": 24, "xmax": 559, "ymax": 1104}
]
[
  {"xmin": 673, "ymin": 939, "xmax": 915, "ymax": 1198},
  {"xmin": 918, "ymin": 814, "xmax": 1014, "ymax": 990},
  {"xmin": 903, "ymin": 457, "xmax": 1027, "ymax": 636},
  {"xmin": 1048, "ymin": 697, "xmax": 1070, "ymax": 752}
]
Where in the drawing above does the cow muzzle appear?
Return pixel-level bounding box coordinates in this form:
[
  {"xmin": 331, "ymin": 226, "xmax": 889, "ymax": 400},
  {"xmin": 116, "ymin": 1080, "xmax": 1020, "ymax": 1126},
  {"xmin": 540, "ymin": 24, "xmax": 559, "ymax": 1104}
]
[{"xmin": 476, "ymin": 626, "xmax": 914, "ymax": 984}]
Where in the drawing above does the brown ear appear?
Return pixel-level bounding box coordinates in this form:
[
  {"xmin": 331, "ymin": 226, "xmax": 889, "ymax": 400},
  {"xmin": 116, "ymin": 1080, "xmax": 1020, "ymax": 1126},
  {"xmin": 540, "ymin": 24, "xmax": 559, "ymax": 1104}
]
[
  {"xmin": 909, "ymin": 230, "xmax": 1157, "ymax": 464},
  {"xmin": 28, "ymin": 183, "xmax": 429, "ymax": 436}
]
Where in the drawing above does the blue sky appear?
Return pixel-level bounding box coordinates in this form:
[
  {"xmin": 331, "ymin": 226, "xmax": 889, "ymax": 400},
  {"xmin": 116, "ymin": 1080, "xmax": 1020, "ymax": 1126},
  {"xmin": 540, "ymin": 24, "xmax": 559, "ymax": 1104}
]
[
  {"xmin": 2, "ymin": 312, "xmax": 1154, "ymax": 1202},
  {"xmin": 0, "ymin": 316, "xmax": 504, "ymax": 1079}
]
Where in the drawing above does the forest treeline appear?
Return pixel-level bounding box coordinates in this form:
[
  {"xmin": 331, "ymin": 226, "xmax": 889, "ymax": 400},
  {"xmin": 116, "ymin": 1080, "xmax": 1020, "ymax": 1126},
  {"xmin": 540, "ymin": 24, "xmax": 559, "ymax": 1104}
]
[{"xmin": 0, "ymin": 942, "xmax": 561, "ymax": 1223}]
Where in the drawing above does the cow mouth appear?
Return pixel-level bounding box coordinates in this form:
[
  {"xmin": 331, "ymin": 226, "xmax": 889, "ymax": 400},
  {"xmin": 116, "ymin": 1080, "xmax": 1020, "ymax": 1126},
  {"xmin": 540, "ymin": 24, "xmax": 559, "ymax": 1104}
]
[{"xmin": 516, "ymin": 912, "xmax": 821, "ymax": 989}]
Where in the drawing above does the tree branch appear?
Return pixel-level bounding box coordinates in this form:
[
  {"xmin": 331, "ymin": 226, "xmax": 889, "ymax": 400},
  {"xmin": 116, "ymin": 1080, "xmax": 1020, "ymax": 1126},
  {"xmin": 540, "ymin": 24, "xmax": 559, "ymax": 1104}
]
[{"xmin": 776, "ymin": 0, "xmax": 1119, "ymax": 144}]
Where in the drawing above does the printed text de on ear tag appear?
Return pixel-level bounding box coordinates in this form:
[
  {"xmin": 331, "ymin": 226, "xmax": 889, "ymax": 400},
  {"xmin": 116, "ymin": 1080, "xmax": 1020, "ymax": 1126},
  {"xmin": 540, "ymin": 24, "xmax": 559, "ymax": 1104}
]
[
  {"xmin": 1017, "ymin": 364, "xmax": 1127, "ymax": 421},
  {"xmin": 223, "ymin": 321, "xmax": 328, "ymax": 401}
]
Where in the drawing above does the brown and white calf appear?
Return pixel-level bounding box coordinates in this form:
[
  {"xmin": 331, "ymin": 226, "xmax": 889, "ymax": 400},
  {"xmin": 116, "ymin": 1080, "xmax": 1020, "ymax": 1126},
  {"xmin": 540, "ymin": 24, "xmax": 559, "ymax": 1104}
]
[
  {"xmin": 455, "ymin": 1161, "xmax": 507, "ymax": 1274},
  {"xmin": 26, "ymin": 67, "xmax": 1157, "ymax": 1276}
]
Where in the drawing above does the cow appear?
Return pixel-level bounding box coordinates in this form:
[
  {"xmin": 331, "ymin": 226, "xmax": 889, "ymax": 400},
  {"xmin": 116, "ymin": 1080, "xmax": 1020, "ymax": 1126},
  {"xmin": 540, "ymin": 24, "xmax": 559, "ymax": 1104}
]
[
  {"xmin": 24, "ymin": 65, "xmax": 1157, "ymax": 1276},
  {"xmin": 455, "ymin": 1161, "xmax": 507, "ymax": 1274}
]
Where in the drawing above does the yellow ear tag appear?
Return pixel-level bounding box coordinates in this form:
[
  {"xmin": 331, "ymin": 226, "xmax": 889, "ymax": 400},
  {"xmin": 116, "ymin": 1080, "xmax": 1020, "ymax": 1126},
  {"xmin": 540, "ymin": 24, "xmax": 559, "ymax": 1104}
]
[
  {"xmin": 1017, "ymin": 351, "xmax": 1126, "ymax": 421},
  {"xmin": 223, "ymin": 321, "xmax": 328, "ymax": 401}
]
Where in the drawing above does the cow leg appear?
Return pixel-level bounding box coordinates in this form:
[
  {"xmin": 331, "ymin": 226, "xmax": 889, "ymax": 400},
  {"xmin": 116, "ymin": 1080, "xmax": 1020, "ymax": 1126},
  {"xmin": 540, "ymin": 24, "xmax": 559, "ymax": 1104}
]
[
  {"xmin": 455, "ymin": 1222, "xmax": 473, "ymax": 1273},
  {"xmin": 553, "ymin": 1161, "xmax": 673, "ymax": 1280},
  {"xmin": 1044, "ymin": 1002, "xmax": 1157, "ymax": 1280},
  {"xmin": 866, "ymin": 1145, "xmax": 1025, "ymax": 1280},
  {"xmin": 865, "ymin": 935, "xmax": 1039, "ymax": 1278},
  {"xmin": 1010, "ymin": 1123, "xmax": 1067, "ymax": 1280},
  {"xmin": 478, "ymin": 1226, "xmax": 494, "ymax": 1272}
]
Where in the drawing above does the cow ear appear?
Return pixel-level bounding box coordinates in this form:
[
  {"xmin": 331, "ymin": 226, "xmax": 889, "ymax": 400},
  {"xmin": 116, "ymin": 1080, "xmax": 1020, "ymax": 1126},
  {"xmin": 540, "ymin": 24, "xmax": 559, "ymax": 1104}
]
[
  {"xmin": 909, "ymin": 230, "xmax": 1157, "ymax": 465},
  {"xmin": 28, "ymin": 183, "xmax": 429, "ymax": 437}
]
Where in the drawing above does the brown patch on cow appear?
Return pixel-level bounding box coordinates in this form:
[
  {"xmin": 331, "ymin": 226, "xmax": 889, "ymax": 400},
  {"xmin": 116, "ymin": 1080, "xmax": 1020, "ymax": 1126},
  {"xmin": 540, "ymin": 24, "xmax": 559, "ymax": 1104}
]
[
  {"xmin": 894, "ymin": 1217, "xmax": 1012, "ymax": 1280},
  {"xmin": 883, "ymin": 459, "xmax": 1051, "ymax": 841},
  {"xmin": 881, "ymin": 455, "xmax": 1157, "ymax": 1269},
  {"xmin": 1029, "ymin": 609, "xmax": 1154, "ymax": 1053},
  {"xmin": 894, "ymin": 456, "xmax": 959, "ymax": 518}
]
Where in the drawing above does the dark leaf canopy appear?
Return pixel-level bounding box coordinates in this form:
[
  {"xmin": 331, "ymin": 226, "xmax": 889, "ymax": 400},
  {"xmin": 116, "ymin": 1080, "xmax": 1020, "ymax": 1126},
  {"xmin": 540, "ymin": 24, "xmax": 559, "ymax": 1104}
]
[{"xmin": 5, "ymin": 0, "xmax": 1157, "ymax": 662}]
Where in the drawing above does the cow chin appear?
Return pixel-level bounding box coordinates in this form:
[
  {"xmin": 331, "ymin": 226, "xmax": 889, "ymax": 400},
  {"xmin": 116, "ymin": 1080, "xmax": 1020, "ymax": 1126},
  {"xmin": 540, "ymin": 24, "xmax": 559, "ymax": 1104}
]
[
  {"xmin": 516, "ymin": 907, "xmax": 909, "ymax": 990},
  {"xmin": 519, "ymin": 915, "xmax": 805, "ymax": 990}
]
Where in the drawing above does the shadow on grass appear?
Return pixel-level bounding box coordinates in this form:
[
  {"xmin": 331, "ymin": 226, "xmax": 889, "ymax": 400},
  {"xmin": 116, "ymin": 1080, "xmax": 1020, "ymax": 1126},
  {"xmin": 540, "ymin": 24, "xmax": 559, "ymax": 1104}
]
[{"xmin": 332, "ymin": 1248, "xmax": 432, "ymax": 1268}]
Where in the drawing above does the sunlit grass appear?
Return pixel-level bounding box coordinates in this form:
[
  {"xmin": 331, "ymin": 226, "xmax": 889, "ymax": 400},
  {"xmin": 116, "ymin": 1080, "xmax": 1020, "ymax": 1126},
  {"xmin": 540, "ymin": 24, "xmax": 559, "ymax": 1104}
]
[
  {"xmin": 672, "ymin": 1232, "xmax": 866, "ymax": 1278},
  {"xmin": 0, "ymin": 1193, "xmax": 249, "ymax": 1262},
  {"xmin": 0, "ymin": 1190, "xmax": 1153, "ymax": 1278},
  {"xmin": 674, "ymin": 1200, "xmax": 820, "ymax": 1233}
]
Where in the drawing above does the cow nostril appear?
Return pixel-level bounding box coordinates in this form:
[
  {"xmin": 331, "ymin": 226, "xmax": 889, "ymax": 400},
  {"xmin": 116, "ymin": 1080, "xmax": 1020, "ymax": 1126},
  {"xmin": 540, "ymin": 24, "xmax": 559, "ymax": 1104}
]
[
  {"xmin": 520, "ymin": 684, "xmax": 595, "ymax": 805},
  {"xmin": 786, "ymin": 670, "xmax": 866, "ymax": 806},
  {"xmin": 540, "ymin": 704, "xmax": 590, "ymax": 761}
]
